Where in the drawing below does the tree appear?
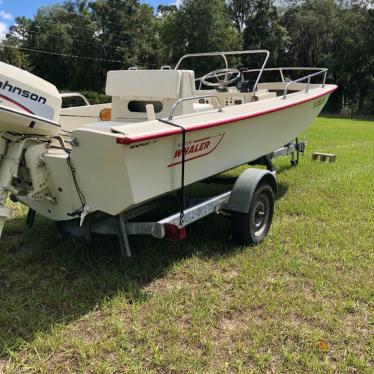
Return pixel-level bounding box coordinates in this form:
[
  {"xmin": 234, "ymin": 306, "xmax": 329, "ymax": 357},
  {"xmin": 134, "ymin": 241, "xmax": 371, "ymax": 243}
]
[
  {"xmin": 16, "ymin": 0, "xmax": 104, "ymax": 90},
  {"xmin": 90, "ymin": 0, "xmax": 159, "ymax": 71},
  {"xmin": 226, "ymin": 1, "xmax": 289, "ymax": 66},
  {"xmin": 157, "ymin": 4, "xmax": 178, "ymax": 18},
  {"xmin": 159, "ymin": 0, "xmax": 241, "ymax": 68},
  {"xmin": 1, "ymin": 0, "xmax": 159, "ymax": 91},
  {"xmin": 0, "ymin": 17, "xmax": 29, "ymax": 69},
  {"xmin": 280, "ymin": 0, "xmax": 373, "ymax": 114},
  {"xmin": 331, "ymin": 2, "xmax": 374, "ymax": 114},
  {"xmin": 280, "ymin": 0, "xmax": 339, "ymax": 67},
  {"xmin": 227, "ymin": 0, "xmax": 252, "ymax": 32}
]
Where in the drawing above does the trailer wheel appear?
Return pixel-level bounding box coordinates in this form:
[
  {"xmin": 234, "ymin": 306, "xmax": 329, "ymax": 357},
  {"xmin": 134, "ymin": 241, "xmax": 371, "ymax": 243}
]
[{"xmin": 231, "ymin": 183, "xmax": 274, "ymax": 245}]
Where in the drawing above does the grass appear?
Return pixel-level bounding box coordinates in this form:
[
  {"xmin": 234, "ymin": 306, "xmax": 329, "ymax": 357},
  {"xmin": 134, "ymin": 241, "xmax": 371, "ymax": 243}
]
[{"xmin": 0, "ymin": 117, "xmax": 373, "ymax": 373}]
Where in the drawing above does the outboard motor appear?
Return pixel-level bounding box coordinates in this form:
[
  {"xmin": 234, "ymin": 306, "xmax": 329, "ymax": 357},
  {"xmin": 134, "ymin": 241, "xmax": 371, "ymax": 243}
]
[{"xmin": 0, "ymin": 63, "xmax": 62, "ymax": 237}]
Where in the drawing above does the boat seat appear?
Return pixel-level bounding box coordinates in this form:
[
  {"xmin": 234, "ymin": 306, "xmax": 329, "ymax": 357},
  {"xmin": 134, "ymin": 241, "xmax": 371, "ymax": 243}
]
[
  {"xmin": 106, "ymin": 70, "xmax": 186, "ymax": 99},
  {"xmin": 106, "ymin": 69, "xmax": 197, "ymax": 121}
]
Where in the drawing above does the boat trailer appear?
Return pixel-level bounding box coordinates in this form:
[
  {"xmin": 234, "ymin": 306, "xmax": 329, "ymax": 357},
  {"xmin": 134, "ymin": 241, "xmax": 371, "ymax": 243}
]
[{"xmin": 49, "ymin": 138, "xmax": 305, "ymax": 257}]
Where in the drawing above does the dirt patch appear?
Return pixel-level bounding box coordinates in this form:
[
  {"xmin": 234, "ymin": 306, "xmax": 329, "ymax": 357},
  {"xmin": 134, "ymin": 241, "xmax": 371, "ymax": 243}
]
[{"xmin": 0, "ymin": 358, "xmax": 9, "ymax": 373}]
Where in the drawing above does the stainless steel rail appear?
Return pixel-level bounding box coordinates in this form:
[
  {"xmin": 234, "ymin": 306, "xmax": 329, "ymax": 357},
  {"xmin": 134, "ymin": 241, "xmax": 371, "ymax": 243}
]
[
  {"xmin": 175, "ymin": 50, "xmax": 270, "ymax": 96},
  {"xmin": 168, "ymin": 95, "xmax": 222, "ymax": 121},
  {"xmin": 242, "ymin": 67, "xmax": 328, "ymax": 99},
  {"xmin": 244, "ymin": 67, "xmax": 326, "ymax": 81},
  {"xmin": 283, "ymin": 69, "xmax": 327, "ymax": 99},
  {"xmin": 60, "ymin": 92, "xmax": 91, "ymax": 106}
]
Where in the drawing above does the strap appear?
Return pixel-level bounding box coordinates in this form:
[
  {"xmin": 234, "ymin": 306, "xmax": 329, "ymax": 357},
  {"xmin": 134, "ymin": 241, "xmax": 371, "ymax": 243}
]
[{"xmin": 159, "ymin": 118, "xmax": 186, "ymax": 225}]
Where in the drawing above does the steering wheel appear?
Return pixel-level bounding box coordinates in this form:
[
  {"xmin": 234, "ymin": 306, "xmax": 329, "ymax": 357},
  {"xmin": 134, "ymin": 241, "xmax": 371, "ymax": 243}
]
[{"xmin": 201, "ymin": 68, "xmax": 241, "ymax": 90}]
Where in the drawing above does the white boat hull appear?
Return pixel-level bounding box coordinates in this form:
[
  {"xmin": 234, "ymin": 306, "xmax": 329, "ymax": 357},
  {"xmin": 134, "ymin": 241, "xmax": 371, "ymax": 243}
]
[{"xmin": 17, "ymin": 85, "xmax": 335, "ymax": 221}]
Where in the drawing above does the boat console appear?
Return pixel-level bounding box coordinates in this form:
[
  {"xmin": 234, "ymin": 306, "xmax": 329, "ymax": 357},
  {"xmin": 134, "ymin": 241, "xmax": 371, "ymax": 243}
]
[{"xmin": 106, "ymin": 69, "xmax": 197, "ymax": 121}]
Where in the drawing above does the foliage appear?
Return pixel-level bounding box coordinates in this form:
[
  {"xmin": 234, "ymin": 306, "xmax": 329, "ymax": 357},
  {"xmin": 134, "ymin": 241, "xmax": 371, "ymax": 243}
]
[
  {"xmin": 89, "ymin": 0, "xmax": 159, "ymax": 69},
  {"xmin": 60, "ymin": 90, "xmax": 110, "ymax": 108},
  {"xmin": 227, "ymin": 0, "xmax": 289, "ymax": 65},
  {"xmin": 281, "ymin": 0, "xmax": 374, "ymax": 115},
  {"xmin": 331, "ymin": 4, "xmax": 374, "ymax": 114},
  {"xmin": 159, "ymin": 0, "xmax": 241, "ymax": 70},
  {"xmin": 0, "ymin": 0, "xmax": 372, "ymax": 115},
  {"xmin": 281, "ymin": 0, "xmax": 339, "ymax": 67}
]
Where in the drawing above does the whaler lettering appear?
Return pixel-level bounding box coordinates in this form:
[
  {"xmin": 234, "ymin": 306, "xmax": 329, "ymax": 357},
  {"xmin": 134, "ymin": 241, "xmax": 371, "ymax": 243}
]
[{"xmin": 174, "ymin": 141, "xmax": 210, "ymax": 158}]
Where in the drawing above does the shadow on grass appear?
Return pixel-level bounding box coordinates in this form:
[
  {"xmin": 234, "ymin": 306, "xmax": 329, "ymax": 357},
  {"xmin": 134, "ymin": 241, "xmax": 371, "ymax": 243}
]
[
  {"xmin": 0, "ymin": 181, "xmax": 288, "ymax": 356},
  {"xmin": 0, "ymin": 208, "xmax": 232, "ymax": 356}
]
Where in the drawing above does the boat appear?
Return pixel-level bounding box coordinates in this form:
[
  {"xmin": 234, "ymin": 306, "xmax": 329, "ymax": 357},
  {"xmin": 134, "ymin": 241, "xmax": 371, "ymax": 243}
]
[{"xmin": 0, "ymin": 50, "xmax": 337, "ymax": 250}]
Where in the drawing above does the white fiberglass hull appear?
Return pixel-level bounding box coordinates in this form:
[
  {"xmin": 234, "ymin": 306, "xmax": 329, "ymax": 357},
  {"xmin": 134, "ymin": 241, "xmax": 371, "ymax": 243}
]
[
  {"xmin": 16, "ymin": 85, "xmax": 336, "ymax": 222},
  {"xmin": 46, "ymin": 85, "xmax": 336, "ymax": 221}
]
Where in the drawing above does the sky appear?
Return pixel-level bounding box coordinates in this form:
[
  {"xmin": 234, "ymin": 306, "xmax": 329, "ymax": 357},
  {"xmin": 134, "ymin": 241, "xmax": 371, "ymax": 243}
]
[{"xmin": 0, "ymin": 0, "xmax": 180, "ymax": 40}]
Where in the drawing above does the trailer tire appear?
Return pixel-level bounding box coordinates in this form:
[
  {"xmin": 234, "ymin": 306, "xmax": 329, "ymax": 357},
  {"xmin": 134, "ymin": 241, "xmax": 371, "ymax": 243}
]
[{"xmin": 231, "ymin": 183, "xmax": 274, "ymax": 245}]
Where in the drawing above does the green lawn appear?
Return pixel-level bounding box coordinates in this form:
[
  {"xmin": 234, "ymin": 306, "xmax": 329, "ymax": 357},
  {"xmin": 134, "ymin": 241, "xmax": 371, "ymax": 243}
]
[{"xmin": 0, "ymin": 117, "xmax": 373, "ymax": 373}]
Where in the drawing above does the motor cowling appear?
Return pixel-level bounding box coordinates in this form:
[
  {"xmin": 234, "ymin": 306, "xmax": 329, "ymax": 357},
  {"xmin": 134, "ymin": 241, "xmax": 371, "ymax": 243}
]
[{"xmin": 0, "ymin": 62, "xmax": 62, "ymax": 136}]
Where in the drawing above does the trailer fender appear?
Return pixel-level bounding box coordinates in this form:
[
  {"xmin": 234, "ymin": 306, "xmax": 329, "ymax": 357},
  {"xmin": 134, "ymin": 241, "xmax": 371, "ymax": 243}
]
[{"xmin": 226, "ymin": 169, "xmax": 277, "ymax": 214}]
